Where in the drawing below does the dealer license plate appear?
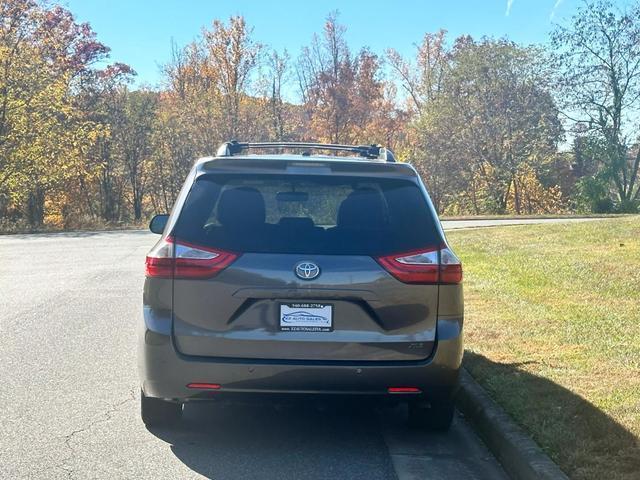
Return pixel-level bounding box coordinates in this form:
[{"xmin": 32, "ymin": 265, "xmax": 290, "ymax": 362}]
[{"xmin": 279, "ymin": 303, "xmax": 333, "ymax": 332}]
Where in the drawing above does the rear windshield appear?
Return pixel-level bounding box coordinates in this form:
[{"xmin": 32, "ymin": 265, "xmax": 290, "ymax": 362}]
[{"xmin": 174, "ymin": 174, "xmax": 442, "ymax": 256}]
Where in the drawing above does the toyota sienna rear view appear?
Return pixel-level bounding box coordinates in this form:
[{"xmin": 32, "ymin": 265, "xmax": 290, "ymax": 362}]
[{"xmin": 140, "ymin": 141, "xmax": 463, "ymax": 431}]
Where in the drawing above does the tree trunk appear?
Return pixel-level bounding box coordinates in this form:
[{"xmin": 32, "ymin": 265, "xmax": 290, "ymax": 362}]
[
  {"xmin": 513, "ymin": 176, "xmax": 521, "ymax": 215},
  {"xmin": 26, "ymin": 187, "xmax": 45, "ymax": 226},
  {"xmin": 133, "ymin": 193, "xmax": 142, "ymax": 221}
]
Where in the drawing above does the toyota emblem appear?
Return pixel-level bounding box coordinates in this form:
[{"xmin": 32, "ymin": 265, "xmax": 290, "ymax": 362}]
[{"xmin": 295, "ymin": 261, "xmax": 320, "ymax": 280}]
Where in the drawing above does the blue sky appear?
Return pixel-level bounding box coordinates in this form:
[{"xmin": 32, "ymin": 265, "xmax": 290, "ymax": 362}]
[{"xmin": 64, "ymin": 0, "xmax": 630, "ymax": 95}]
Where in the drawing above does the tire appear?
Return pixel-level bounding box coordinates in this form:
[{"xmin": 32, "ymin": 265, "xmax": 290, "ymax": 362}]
[
  {"xmin": 141, "ymin": 390, "xmax": 182, "ymax": 427},
  {"xmin": 408, "ymin": 399, "xmax": 455, "ymax": 432}
]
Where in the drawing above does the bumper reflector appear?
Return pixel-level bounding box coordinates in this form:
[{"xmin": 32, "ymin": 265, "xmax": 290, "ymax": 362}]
[
  {"xmin": 187, "ymin": 383, "xmax": 221, "ymax": 390},
  {"xmin": 388, "ymin": 387, "xmax": 421, "ymax": 394}
]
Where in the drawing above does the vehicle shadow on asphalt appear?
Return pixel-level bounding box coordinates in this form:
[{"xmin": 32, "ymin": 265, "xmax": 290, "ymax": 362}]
[
  {"xmin": 147, "ymin": 399, "xmax": 398, "ymax": 480},
  {"xmin": 464, "ymin": 351, "xmax": 640, "ymax": 479}
]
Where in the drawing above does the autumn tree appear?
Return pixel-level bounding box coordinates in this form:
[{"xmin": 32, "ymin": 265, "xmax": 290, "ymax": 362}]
[
  {"xmin": 76, "ymin": 63, "xmax": 135, "ymax": 222},
  {"xmin": 387, "ymin": 31, "xmax": 455, "ymax": 211},
  {"xmin": 264, "ymin": 49, "xmax": 290, "ymax": 140},
  {"xmin": 393, "ymin": 35, "xmax": 564, "ymax": 214},
  {"xmin": 118, "ymin": 90, "xmax": 158, "ymax": 220},
  {"xmin": 297, "ymin": 13, "xmax": 402, "ymax": 146},
  {"xmin": 449, "ymin": 39, "xmax": 563, "ymax": 213},
  {"xmin": 552, "ymin": 0, "xmax": 640, "ymax": 212},
  {"xmin": 387, "ymin": 29, "xmax": 449, "ymax": 115},
  {"xmin": 0, "ymin": 0, "xmax": 110, "ymax": 225},
  {"xmin": 158, "ymin": 16, "xmax": 264, "ymax": 152},
  {"xmin": 202, "ymin": 16, "xmax": 262, "ymax": 139},
  {"xmin": 297, "ymin": 12, "xmax": 354, "ymax": 143}
]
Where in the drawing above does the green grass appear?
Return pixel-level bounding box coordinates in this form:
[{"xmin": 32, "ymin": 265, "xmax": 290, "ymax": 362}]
[{"xmin": 447, "ymin": 217, "xmax": 640, "ymax": 480}]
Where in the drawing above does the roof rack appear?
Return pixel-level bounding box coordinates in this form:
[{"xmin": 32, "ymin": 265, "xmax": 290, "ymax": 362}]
[{"xmin": 215, "ymin": 141, "xmax": 396, "ymax": 162}]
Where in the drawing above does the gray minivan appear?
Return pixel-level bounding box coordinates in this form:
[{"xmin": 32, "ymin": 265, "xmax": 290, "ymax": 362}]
[{"xmin": 140, "ymin": 142, "xmax": 463, "ymax": 430}]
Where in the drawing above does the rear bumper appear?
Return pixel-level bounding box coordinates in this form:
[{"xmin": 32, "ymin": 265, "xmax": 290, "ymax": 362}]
[{"xmin": 138, "ymin": 307, "xmax": 463, "ymax": 401}]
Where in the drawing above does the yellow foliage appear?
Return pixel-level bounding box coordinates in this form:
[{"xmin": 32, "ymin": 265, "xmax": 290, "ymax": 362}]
[
  {"xmin": 506, "ymin": 164, "xmax": 566, "ymax": 214},
  {"xmin": 443, "ymin": 162, "xmax": 566, "ymax": 215},
  {"xmin": 43, "ymin": 195, "xmax": 65, "ymax": 228}
]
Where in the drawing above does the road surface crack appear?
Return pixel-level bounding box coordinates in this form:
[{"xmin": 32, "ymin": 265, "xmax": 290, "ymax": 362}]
[{"xmin": 57, "ymin": 388, "xmax": 137, "ymax": 479}]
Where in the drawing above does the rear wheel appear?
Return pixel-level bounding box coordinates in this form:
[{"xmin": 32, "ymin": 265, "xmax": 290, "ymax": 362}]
[
  {"xmin": 141, "ymin": 390, "xmax": 182, "ymax": 427},
  {"xmin": 408, "ymin": 399, "xmax": 455, "ymax": 431}
]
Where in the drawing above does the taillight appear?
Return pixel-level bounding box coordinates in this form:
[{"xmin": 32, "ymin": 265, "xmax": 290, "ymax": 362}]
[
  {"xmin": 375, "ymin": 246, "xmax": 462, "ymax": 284},
  {"xmin": 439, "ymin": 247, "xmax": 463, "ymax": 284},
  {"xmin": 145, "ymin": 236, "xmax": 238, "ymax": 279}
]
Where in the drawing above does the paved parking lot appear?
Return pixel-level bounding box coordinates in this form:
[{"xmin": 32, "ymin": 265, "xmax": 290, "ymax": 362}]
[{"xmin": 0, "ymin": 230, "xmax": 508, "ymax": 479}]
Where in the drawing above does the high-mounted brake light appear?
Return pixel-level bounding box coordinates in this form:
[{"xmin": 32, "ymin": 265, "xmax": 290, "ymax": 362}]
[
  {"xmin": 375, "ymin": 246, "xmax": 462, "ymax": 284},
  {"xmin": 145, "ymin": 236, "xmax": 238, "ymax": 279}
]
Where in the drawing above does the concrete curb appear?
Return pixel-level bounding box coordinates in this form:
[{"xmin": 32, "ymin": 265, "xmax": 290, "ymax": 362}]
[{"xmin": 457, "ymin": 369, "xmax": 570, "ymax": 480}]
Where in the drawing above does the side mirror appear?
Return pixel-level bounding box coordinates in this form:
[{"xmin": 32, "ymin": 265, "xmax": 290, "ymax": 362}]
[{"xmin": 149, "ymin": 214, "xmax": 169, "ymax": 234}]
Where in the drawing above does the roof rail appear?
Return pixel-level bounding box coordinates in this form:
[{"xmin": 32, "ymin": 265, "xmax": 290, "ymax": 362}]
[{"xmin": 215, "ymin": 141, "xmax": 396, "ymax": 162}]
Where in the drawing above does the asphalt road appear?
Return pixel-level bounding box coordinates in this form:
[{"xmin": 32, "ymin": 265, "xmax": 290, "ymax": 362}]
[{"xmin": 0, "ymin": 227, "xmax": 518, "ymax": 479}]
